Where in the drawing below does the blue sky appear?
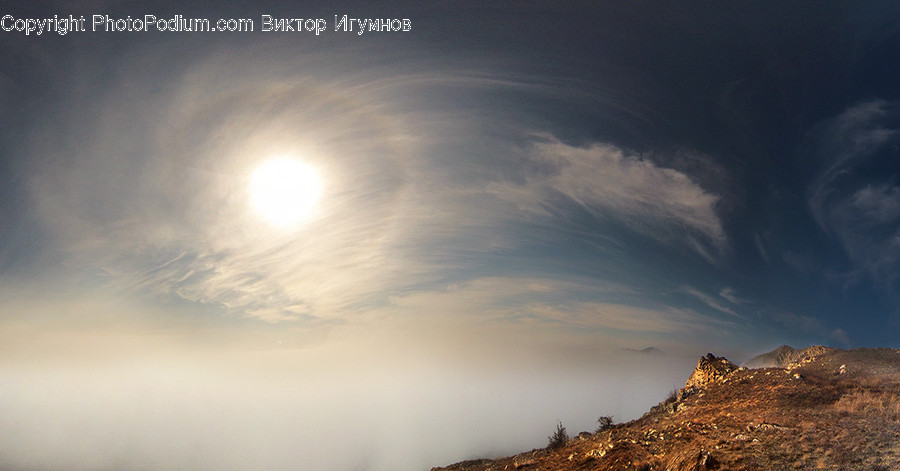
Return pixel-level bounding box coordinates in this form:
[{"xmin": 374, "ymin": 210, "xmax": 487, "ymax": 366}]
[{"xmin": 2, "ymin": 1, "xmax": 900, "ymax": 470}]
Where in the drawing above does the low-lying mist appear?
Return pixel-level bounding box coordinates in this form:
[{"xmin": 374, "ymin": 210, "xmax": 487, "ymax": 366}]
[
  {"xmin": 0, "ymin": 312, "xmax": 698, "ymax": 471},
  {"xmin": 0, "ymin": 294, "xmax": 708, "ymax": 471}
]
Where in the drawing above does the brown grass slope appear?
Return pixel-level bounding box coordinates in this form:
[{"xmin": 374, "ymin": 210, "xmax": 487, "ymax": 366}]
[{"xmin": 432, "ymin": 347, "xmax": 900, "ymax": 471}]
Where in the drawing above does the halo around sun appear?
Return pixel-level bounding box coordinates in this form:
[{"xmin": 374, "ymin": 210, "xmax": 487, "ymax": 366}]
[{"xmin": 249, "ymin": 157, "xmax": 323, "ymax": 227}]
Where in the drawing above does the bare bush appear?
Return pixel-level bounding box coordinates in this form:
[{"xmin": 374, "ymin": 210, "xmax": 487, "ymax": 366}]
[
  {"xmin": 547, "ymin": 421, "xmax": 568, "ymax": 450},
  {"xmin": 596, "ymin": 415, "xmax": 614, "ymax": 432}
]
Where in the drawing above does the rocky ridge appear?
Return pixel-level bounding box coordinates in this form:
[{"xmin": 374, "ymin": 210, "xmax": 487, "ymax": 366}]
[
  {"xmin": 741, "ymin": 345, "xmax": 835, "ymax": 369},
  {"xmin": 432, "ymin": 346, "xmax": 900, "ymax": 471}
]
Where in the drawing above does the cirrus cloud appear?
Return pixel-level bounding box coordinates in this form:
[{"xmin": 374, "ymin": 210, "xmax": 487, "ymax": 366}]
[{"xmin": 487, "ymin": 137, "xmax": 727, "ymax": 261}]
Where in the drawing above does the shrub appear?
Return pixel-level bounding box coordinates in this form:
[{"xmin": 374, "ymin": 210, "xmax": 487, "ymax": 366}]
[
  {"xmin": 547, "ymin": 421, "xmax": 569, "ymax": 449},
  {"xmin": 666, "ymin": 387, "xmax": 679, "ymax": 403},
  {"xmin": 596, "ymin": 415, "xmax": 614, "ymax": 432}
]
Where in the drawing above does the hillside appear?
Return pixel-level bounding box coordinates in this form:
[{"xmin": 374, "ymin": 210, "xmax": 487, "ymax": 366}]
[{"xmin": 432, "ymin": 347, "xmax": 900, "ymax": 471}]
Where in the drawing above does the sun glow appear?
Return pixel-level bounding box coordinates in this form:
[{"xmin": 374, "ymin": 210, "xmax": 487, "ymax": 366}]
[{"xmin": 249, "ymin": 157, "xmax": 323, "ymax": 227}]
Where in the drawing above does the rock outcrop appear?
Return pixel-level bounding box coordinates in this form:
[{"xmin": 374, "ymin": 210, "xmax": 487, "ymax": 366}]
[{"xmin": 684, "ymin": 353, "xmax": 738, "ymax": 390}]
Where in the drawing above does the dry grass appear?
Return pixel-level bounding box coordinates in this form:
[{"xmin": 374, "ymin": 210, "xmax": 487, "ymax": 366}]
[{"xmin": 832, "ymin": 388, "xmax": 900, "ymax": 421}]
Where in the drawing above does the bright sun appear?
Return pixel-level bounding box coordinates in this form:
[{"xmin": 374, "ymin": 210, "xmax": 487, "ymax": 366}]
[{"xmin": 249, "ymin": 157, "xmax": 323, "ymax": 227}]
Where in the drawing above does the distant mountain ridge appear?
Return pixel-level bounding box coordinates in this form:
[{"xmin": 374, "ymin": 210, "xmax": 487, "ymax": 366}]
[
  {"xmin": 434, "ymin": 346, "xmax": 900, "ymax": 470},
  {"xmin": 623, "ymin": 346, "xmax": 664, "ymax": 355}
]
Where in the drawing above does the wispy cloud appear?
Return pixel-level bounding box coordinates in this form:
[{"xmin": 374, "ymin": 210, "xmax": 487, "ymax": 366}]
[
  {"xmin": 680, "ymin": 286, "xmax": 742, "ymax": 318},
  {"xmin": 26, "ymin": 48, "xmax": 446, "ymax": 323},
  {"xmin": 718, "ymin": 287, "xmax": 745, "ymax": 305},
  {"xmin": 805, "ymin": 100, "xmax": 900, "ymax": 298},
  {"xmin": 380, "ymin": 276, "xmax": 738, "ymax": 344},
  {"xmin": 23, "ymin": 43, "xmax": 735, "ymax": 325},
  {"xmin": 808, "ymin": 100, "xmax": 898, "ymax": 231},
  {"xmin": 487, "ymin": 137, "xmax": 726, "ymax": 261},
  {"xmin": 753, "ymin": 232, "xmax": 771, "ymax": 265},
  {"xmin": 849, "ymin": 185, "xmax": 900, "ymax": 225}
]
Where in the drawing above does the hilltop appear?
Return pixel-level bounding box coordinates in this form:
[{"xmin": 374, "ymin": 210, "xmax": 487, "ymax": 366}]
[
  {"xmin": 740, "ymin": 345, "xmax": 832, "ymax": 369},
  {"xmin": 432, "ymin": 346, "xmax": 900, "ymax": 470}
]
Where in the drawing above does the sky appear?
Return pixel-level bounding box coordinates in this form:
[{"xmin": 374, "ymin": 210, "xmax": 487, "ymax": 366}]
[{"xmin": 2, "ymin": 1, "xmax": 900, "ymax": 470}]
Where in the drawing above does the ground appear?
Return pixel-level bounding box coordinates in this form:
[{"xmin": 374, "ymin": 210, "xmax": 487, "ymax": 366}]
[{"xmin": 432, "ymin": 348, "xmax": 900, "ymax": 471}]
